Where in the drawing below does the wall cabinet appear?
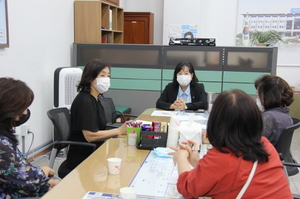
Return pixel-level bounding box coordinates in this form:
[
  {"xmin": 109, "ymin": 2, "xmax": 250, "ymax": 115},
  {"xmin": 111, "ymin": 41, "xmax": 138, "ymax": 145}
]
[
  {"xmin": 101, "ymin": 0, "xmax": 119, "ymax": 6},
  {"xmin": 74, "ymin": 0, "xmax": 123, "ymax": 43},
  {"xmin": 124, "ymin": 12, "xmax": 154, "ymax": 44}
]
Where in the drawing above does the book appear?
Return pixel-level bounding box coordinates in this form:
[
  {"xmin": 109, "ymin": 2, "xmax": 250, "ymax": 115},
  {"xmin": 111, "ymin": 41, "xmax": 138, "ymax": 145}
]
[{"xmin": 102, "ymin": 35, "xmax": 108, "ymax": 43}]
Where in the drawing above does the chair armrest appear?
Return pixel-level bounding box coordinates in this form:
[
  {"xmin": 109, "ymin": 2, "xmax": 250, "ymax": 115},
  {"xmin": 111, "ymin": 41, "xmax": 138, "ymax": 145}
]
[
  {"xmin": 293, "ymin": 193, "xmax": 300, "ymax": 199},
  {"xmin": 112, "ymin": 110, "xmax": 125, "ymax": 123},
  {"xmin": 123, "ymin": 114, "xmax": 138, "ymax": 119},
  {"xmin": 53, "ymin": 141, "xmax": 97, "ymax": 151},
  {"xmin": 282, "ymin": 162, "xmax": 300, "ymax": 167}
]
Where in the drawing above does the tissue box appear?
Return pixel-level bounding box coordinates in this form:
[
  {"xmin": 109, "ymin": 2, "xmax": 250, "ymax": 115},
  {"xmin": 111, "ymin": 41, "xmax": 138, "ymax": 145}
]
[
  {"xmin": 178, "ymin": 122, "xmax": 202, "ymax": 150},
  {"xmin": 136, "ymin": 131, "xmax": 168, "ymax": 150}
]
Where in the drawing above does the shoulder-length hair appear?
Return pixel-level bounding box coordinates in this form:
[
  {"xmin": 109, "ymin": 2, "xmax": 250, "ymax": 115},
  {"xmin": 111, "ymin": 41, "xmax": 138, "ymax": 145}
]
[
  {"xmin": 207, "ymin": 89, "xmax": 269, "ymax": 163},
  {"xmin": 255, "ymin": 74, "xmax": 294, "ymax": 110},
  {"xmin": 0, "ymin": 78, "xmax": 34, "ymax": 145},
  {"xmin": 77, "ymin": 59, "xmax": 111, "ymax": 92},
  {"xmin": 172, "ymin": 61, "xmax": 199, "ymax": 86}
]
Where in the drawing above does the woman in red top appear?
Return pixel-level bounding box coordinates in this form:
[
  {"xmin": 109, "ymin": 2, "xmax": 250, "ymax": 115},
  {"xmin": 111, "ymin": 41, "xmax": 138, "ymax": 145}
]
[{"xmin": 169, "ymin": 89, "xmax": 292, "ymax": 199}]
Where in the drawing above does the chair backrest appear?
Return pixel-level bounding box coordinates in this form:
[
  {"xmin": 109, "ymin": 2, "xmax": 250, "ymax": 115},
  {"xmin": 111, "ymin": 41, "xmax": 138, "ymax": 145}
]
[
  {"xmin": 276, "ymin": 117, "xmax": 300, "ymax": 176},
  {"xmin": 47, "ymin": 107, "xmax": 71, "ymax": 142},
  {"xmin": 99, "ymin": 97, "xmax": 118, "ymax": 124}
]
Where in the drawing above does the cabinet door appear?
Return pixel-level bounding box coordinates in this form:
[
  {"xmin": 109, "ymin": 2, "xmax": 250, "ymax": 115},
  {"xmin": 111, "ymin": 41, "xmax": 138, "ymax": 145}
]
[{"xmin": 124, "ymin": 13, "xmax": 153, "ymax": 44}]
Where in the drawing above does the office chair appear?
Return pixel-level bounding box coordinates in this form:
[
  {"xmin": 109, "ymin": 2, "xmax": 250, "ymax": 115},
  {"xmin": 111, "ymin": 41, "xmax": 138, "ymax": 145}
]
[
  {"xmin": 98, "ymin": 97, "xmax": 138, "ymax": 128},
  {"xmin": 282, "ymin": 162, "xmax": 300, "ymax": 199},
  {"xmin": 47, "ymin": 107, "xmax": 96, "ymax": 178},
  {"xmin": 276, "ymin": 118, "xmax": 300, "ymax": 176}
]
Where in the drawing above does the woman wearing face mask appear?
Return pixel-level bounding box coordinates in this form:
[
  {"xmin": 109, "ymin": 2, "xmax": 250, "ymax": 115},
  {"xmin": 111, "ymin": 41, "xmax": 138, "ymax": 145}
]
[
  {"xmin": 66, "ymin": 59, "xmax": 127, "ymax": 171},
  {"xmin": 254, "ymin": 74, "xmax": 294, "ymax": 146},
  {"xmin": 0, "ymin": 77, "xmax": 60, "ymax": 198},
  {"xmin": 156, "ymin": 61, "xmax": 208, "ymax": 110}
]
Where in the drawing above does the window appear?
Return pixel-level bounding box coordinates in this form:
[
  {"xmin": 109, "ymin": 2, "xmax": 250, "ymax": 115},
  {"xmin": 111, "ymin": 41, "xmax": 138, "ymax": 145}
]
[
  {"xmin": 286, "ymin": 20, "xmax": 292, "ymax": 30},
  {"xmin": 294, "ymin": 18, "xmax": 300, "ymax": 30}
]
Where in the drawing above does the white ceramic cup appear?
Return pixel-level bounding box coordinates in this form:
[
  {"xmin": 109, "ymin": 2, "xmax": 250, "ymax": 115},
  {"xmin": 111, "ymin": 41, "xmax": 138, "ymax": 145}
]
[
  {"xmin": 107, "ymin": 158, "xmax": 122, "ymax": 175},
  {"xmin": 119, "ymin": 187, "xmax": 137, "ymax": 199}
]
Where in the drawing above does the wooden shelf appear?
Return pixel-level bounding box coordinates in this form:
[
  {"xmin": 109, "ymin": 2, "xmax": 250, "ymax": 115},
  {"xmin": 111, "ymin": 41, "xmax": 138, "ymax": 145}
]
[{"xmin": 74, "ymin": 1, "xmax": 124, "ymax": 43}]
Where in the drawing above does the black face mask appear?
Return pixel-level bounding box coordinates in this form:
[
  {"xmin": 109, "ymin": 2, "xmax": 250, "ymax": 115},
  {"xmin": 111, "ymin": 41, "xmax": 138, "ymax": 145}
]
[{"xmin": 15, "ymin": 109, "xmax": 31, "ymax": 127}]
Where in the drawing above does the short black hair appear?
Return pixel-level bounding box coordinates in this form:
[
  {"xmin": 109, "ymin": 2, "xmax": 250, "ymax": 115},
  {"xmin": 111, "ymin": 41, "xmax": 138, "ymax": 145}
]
[
  {"xmin": 77, "ymin": 59, "xmax": 111, "ymax": 92},
  {"xmin": 184, "ymin": 31, "xmax": 194, "ymax": 38},
  {"xmin": 255, "ymin": 74, "xmax": 294, "ymax": 110},
  {"xmin": 207, "ymin": 89, "xmax": 269, "ymax": 163},
  {"xmin": 172, "ymin": 61, "xmax": 199, "ymax": 86}
]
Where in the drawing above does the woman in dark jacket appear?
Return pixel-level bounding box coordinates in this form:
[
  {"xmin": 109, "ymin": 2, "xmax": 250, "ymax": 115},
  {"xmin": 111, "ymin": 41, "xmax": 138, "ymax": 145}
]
[{"xmin": 156, "ymin": 61, "xmax": 208, "ymax": 110}]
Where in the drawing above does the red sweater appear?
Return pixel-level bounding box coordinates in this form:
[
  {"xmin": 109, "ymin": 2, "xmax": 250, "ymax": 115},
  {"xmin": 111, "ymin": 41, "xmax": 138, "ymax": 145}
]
[{"xmin": 177, "ymin": 137, "xmax": 293, "ymax": 199}]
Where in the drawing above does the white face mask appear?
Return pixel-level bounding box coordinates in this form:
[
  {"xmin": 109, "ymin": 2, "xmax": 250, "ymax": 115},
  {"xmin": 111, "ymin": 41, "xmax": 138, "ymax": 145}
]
[
  {"xmin": 177, "ymin": 75, "xmax": 192, "ymax": 86},
  {"xmin": 93, "ymin": 77, "xmax": 110, "ymax": 93}
]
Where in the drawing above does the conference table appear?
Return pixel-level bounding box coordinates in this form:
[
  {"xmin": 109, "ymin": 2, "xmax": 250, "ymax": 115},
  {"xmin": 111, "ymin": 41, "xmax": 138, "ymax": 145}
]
[{"xmin": 42, "ymin": 108, "xmax": 209, "ymax": 199}]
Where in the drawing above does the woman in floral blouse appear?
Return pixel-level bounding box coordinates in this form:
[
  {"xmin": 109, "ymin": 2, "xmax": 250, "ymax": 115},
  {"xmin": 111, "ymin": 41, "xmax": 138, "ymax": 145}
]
[{"xmin": 0, "ymin": 77, "xmax": 60, "ymax": 198}]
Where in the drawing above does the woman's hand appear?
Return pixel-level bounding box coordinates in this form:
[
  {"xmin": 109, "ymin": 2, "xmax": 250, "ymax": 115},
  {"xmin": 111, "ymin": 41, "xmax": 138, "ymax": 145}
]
[
  {"xmin": 168, "ymin": 145, "xmax": 192, "ymax": 174},
  {"xmin": 41, "ymin": 166, "xmax": 55, "ymax": 178},
  {"xmin": 180, "ymin": 140, "xmax": 200, "ymax": 167},
  {"xmin": 168, "ymin": 146, "xmax": 189, "ymax": 165},
  {"xmin": 118, "ymin": 122, "xmax": 128, "ymax": 135},
  {"xmin": 171, "ymin": 98, "xmax": 186, "ymax": 110},
  {"xmin": 48, "ymin": 179, "xmax": 60, "ymax": 190}
]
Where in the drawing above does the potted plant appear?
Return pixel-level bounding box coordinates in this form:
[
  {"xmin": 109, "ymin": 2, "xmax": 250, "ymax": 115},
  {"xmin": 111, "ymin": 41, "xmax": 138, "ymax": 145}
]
[{"xmin": 250, "ymin": 30, "xmax": 284, "ymax": 46}]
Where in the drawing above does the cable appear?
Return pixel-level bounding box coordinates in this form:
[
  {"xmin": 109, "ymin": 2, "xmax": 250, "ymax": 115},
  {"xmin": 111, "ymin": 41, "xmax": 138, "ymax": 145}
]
[{"xmin": 26, "ymin": 130, "xmax": 35, "ymax": 159}]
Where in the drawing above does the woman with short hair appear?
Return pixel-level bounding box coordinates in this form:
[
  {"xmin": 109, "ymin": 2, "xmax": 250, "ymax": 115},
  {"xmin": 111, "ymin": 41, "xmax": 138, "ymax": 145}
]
[
  {"xmin": 255, "ymin": 74, "xmax": 294, "ymax": 146},
  {"xmin": 0, "ymin": 77, "xmax": 60, "ymax": 198},
  {"xmin": 66, "ymin": 59, "xmax": 127, "ymax": 172},
  {"xmin": 169, "ymin": 89, "xmax": 292, "ymax": 198}
]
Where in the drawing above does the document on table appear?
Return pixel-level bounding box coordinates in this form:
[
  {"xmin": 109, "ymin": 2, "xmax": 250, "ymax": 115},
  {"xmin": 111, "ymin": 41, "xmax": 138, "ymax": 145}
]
[
  {"xmin": 130, "ymin": 150, "xmax": 184, "ymax": 199},
  {"xmin": 82, "ymin": 192, "xmax": 159, "ymax": 199},
  {"xmin": 151, "ymin": 110, "xmax": 176, "ymax": 117}
]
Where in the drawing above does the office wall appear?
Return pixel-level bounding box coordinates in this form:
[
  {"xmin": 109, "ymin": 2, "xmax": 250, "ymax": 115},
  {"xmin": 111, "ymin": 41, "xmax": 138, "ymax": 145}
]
[
  {"xmin": 0, "ymin": 0, "xmax": 74, "ymax": 154},
  {"xmin": 120, "ymin": 0, "xmax": 164, "ymax": 44},
  {"xmin": 122, "ymin": 0, "xmax": 300, "ymax": 87}
]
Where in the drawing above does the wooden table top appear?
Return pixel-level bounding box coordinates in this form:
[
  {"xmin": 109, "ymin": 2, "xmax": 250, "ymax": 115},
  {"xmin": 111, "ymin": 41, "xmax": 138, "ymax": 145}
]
[
  {"xmin": 42, "ymin": 108, "xmax": 210, "ymax": 199},
  {"xmin": 42, "ymin": 138, "xmax": 149, "ymax": 199}
]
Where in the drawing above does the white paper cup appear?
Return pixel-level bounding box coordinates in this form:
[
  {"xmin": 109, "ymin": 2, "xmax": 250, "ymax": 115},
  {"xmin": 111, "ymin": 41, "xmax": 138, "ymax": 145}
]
[
  {"xmin": 107, "ymin": 158, "xmax": 122, "ymax": 175},
  {"xmin": 119, "ymin": 187, "xmax": 137, "ymax": 199}
]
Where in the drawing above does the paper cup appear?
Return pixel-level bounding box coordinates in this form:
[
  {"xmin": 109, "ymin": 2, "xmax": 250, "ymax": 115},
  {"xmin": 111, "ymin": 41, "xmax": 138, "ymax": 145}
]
[
  {"xmin": 119, "ymin": 187, "xmax": 137, "ymax": 199},
  {"xmin": 107, "ymin": 158, "xmax": 122, "ymax": 175}
]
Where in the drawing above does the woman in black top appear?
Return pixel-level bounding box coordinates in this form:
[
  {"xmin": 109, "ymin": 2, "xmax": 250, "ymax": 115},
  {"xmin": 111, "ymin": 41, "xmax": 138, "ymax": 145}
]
[
  {"xmin": 156, "ymin": 61, "xmax": 208, "ymax": 110},
  {"xmin": 66, "ymin": 59, "xmax": 127, "ymax": 170}
]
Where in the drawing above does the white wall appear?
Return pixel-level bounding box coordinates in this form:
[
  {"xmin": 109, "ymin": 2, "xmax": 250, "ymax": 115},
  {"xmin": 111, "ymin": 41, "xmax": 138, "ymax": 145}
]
[
  {"xmin": 120, "ymin": 0, "xmax": 164, "ymax": 44},
  {"xmin": 0, "ymin": 0, "xmax": 74, "ymax": 153},
  {"xmin": 122, "ymin": 0, "xmax": 300, "ymax": 87},
  {"xmin": 163, "ymin": 0, "xmax": 239, "ymax": 46}
]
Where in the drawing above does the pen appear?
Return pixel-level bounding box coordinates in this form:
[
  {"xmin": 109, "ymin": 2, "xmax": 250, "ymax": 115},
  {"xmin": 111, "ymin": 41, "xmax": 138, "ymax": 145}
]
[{"xmin": 191, "ymin": 144, "xmax": 194, "ymax": 150}]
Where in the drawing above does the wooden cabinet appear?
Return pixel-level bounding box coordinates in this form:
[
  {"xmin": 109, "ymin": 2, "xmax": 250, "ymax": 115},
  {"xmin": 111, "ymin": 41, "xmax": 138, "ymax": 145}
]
[
  {"xmin": 74, "ymin": 0, "xmax": 123, "ymax": 43},
  {"xmin": 124, "ymin": 12, "xmax": 154, "ymax": 44},
  {"xmin": 101, "ymin": 0, "xmax": 119, "ymax": 6}
]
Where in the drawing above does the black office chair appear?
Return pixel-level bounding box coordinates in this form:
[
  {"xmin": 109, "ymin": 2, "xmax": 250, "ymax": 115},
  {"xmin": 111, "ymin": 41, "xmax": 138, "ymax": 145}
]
[
  {"xmin": 276, "ymin": 117, "xmax": 300, "ymax": 176},
  {"xmin": 47, "ymin": 107, "xmax": 96, "ymax": 178},
  {"xmin": 282, "ymin": 162, "xmax": 300, "ymax": 199},
  {"xmin": 98, "ymin": 97, "xmax": 137, "ymax": 128}
]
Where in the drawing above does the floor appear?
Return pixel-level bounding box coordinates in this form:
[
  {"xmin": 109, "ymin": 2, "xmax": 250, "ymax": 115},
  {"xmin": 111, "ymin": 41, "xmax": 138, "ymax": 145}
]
[{"xmin": 31, "ymin": 128, "xmax": 300, "ymax": 195}]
